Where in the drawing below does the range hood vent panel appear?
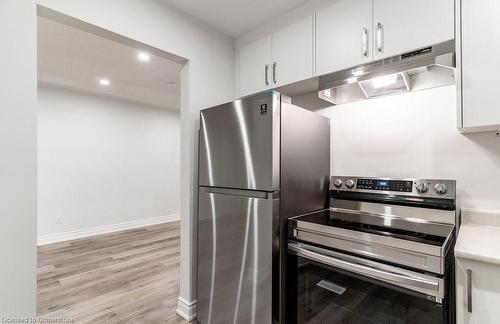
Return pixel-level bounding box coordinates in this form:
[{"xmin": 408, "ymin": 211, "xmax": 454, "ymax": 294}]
[{"xmin": 317, "ymin": 40, "xmax": 456, "ymax": 106}]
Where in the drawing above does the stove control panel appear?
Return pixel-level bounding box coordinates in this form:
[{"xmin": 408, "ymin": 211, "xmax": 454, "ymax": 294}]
[
  {"xmin": 357, "ymin": 179, "xmax": 413, "ymax": 192},
  {"xmin": 330, "ymin": 176, "xmax": 456, "ymax": 199}
]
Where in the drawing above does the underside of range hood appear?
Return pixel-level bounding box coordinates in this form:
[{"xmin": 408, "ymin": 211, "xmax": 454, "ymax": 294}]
[
  {"xmin": 317, "ymin": 40, "xmax": 456, "ymax": 105},
  {"xmin": 276, "ymin": 40, "xmax": 456, "ymax": 109}
]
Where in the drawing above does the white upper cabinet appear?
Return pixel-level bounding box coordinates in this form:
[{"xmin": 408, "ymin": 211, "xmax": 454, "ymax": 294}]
[
  {"xmin": 316, "ymin": 0, "xmax": 372, "ymax": 76},
  {"xmin": 238, "ymin": 34, "xmax": 272, "ymax": 97},
  {"xmin": 238, "ymin": 15, "xmax": 314, "ymax": 96},
  {"xmin": 372, "ymin": 0, "xmax": 454, "ymax": 60},
  {"xmin": 456, "ymin": 258, "xmax": 500, "ymax": 323},
  {"xmin": 459, "ymin": 0, "xmax": 500, "ymax": 131},
  {"xmin": 237, "ymin": 16, "xmax": 314, "ymax": 97},
  {"xmin": 271, "ymin": 15, "xmax": 314, "ymax": 88},
  {"xmin": 237, "ymin": 0, "xmax": 456, "ymax": 98}
]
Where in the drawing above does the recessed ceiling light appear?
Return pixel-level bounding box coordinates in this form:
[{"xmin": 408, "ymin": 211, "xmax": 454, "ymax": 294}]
[
  {"xmin": 166, "ymin": 82, "xmax": 177, "ymax": 89},
  {"xmin": 137, "ymin": 52, "xmax": 151, "ymax": 62},
  {"xmin": 99, "ymin": 78, "xmax": 110, "ymax": 86}
]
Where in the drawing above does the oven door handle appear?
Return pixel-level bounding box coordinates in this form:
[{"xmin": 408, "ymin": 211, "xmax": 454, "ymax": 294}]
[{"xmin": 288, "ymin": 242, "xmax": 440, "ymax": 293}]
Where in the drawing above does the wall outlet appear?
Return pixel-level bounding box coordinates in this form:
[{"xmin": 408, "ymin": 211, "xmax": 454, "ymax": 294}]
[{"xmin": 56, "ymin": 214, "xmax": 63, "ymax": 224}]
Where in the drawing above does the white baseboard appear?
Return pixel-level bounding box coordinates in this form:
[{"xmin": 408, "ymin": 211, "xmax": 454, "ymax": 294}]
[
  {"xmin": 37, "ymin": 213, "xmax": 180, "ymax": 245},
  {"xmin": 176, "ymin": 296, "xmax": 197, "ymax": 321}
]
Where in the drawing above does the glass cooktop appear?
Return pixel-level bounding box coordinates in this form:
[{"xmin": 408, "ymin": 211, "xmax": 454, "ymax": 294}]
[{"xmin": 293, "ymin": 209, "xmax": 449, "ymax": 247}]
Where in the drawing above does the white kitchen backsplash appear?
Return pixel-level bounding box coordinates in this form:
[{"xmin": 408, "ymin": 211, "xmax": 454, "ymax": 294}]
[
  {"xmin": 318, "ymin": 85, "xmax": 500, "ymax": 211},
  {"xmin": 461, "ymin": 208, "xmax": 500, "ymax": 227}
]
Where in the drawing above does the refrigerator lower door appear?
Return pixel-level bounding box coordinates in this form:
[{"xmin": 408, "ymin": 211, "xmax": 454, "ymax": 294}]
[{"xmin": 197, "ymin": 187, "xmax": 278, "ymax": 324}]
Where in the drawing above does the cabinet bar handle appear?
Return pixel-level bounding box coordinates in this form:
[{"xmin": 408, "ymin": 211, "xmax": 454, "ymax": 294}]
[
  {"xmin": 272, "ymin": 62, "xmax": 277, "ymax": 84},
  {"xmin": 467, "ymin": 269, "xmax": 472, "ymax": 313},
  {"xmin": 265, "ymin": 64, "xmax": 269, "ymax": 86},
  {"xmin": 362, "ymin": 27, "xmax": 369, "ymax": 57},
  {"xmin": 376, "ymin": 22, "xmax": 384, "ymax": 53}
]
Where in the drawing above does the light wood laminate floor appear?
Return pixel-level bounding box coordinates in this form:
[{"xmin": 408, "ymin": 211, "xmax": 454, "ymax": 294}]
[{"xmin": 37, "ymin": 221, "xmax": 190, "ymax": 324}]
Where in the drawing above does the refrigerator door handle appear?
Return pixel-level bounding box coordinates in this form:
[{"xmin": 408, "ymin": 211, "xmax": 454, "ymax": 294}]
[{"xmin": 199, "ymin": 186, "xmax": 279, "ymax": 199}]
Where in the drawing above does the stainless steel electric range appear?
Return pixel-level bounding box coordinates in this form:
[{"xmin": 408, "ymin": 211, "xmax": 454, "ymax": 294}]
[{"xmin": 286, "ymin": 176, "xmax": 458, "ymax": 324}]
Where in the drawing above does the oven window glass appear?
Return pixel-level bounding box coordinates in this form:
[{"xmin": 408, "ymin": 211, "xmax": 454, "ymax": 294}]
[{"xmin": 295, "ymin": 258, "xmax": 444, "ymax": 324}]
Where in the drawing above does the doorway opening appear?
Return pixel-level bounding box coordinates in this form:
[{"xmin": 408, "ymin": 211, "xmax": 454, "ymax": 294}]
[{"xmin": 36, "ymin": 8, "xmax": 188, "ymax": 323}]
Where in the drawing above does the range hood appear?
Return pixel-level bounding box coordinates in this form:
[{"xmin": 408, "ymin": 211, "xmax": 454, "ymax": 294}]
[{"xmin": 317, "ymin": 40, "xmax": 455, "ymax": 105}]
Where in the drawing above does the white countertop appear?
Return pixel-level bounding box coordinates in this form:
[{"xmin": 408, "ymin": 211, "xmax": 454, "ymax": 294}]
[{"xmin": 455, "ymin": 208, "xmax": 500, "ymax": 265}]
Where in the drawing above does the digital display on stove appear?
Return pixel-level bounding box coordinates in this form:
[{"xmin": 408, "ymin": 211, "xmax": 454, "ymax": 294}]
[
  {"xmin": 357, "ymin": 179, "xmax": 413, "ymax": 192},
  {"xmin": 376, "ymin": 181, "xmax": 388, "ymax": 188}
]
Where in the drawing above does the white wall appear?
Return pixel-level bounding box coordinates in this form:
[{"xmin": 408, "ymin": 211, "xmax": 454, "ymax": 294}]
[
  {"xmin": 37, "ymin": 84, "xmax": 180, "ymax": 239},
  {"xmin": 318, "ymin": 85, "xmax": 500, "ymax": 211},
  {"xmin": 0, "ymin": 0, "xmax": 37, "ymax": 317},
  {"xmin": 36, "ymin": 0, "xmax": 235, "ymax": 317}
]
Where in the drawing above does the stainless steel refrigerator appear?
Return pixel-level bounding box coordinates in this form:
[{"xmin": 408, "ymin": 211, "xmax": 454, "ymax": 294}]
[{"xmin": 197, "ymin": 91, "xmax": 330, "ymax": 324}]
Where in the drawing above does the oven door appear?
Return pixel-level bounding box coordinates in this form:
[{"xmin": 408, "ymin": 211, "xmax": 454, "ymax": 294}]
[{"xmin": 287, "ymin": 242, "xmax": 450, "ymax": 324}]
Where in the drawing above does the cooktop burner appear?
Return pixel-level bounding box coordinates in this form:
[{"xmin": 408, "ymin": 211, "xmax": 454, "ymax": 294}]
[
  {"xmin": 359, "ymin": 223, "xmax": 427, "ymax": 238},
  {"xmin": 296, "ymin": 210, "xmax": 447, "ymax": 247}
]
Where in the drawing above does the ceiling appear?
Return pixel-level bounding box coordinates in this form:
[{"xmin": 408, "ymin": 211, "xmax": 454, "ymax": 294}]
[
  {"xmin": 162, "ymin": 0, "xmax": 310, "ymax": 38},
  {"xmin": 38, "ymin": 16, "xmax": 182, "ymax": 110}
]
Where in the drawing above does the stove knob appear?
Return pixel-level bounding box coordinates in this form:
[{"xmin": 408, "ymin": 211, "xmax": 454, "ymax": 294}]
[
  {"xmin": 346, "ymin": 179, "xmax": 355, "ymax": 188},
  {"xmin": 434, "ymin": 183, "xmax": 448, "ymax": 195},
  {"xmin": 333, "ymin": 179, "xmax": 343, "ymax": 188},
  {"xmin": 415, "ymin": 180, "xmax": 429, "ymax": 193}
]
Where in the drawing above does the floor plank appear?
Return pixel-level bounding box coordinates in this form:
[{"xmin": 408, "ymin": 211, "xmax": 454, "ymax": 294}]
[{"xmin": 37, "ymin": 221, "xmax": 190, "ymax": 324}]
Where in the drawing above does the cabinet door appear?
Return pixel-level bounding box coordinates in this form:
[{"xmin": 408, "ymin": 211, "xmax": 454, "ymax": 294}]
[
  {"xmin": 456, "ymin": 258, "xmax": 500, "ymax": 323},
  {"xmin": 271, "ymin": 15, "xmax": 314, "ymax": 87},
  {"xmin": 238, "ymin": 35, "xmax": 271, "ymax": 97},
  {"xmin": 460, "ymin": 0, "xmax": 500, "ymax": 129},
  {"xmin": 316, "ymin": 0, "xmax": 372, "ymax": 76},
  {"xmin": 373, "ymin": 0, "xmax": 454, "ymax": 60}
]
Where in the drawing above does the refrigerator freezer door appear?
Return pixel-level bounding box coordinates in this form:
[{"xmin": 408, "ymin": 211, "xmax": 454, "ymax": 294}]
[
  {"xmin": 199, "ymin": 92, "xmax": 280, "ymax": 191},
  {"xmin": 197, "ymin": 187, "xmax": 277, "ymax": 324}
]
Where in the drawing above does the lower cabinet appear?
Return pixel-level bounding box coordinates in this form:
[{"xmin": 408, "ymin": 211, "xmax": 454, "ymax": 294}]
[{"xmin": 456, "ymin": 258, "xmax": 500, "ymax": 323}]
